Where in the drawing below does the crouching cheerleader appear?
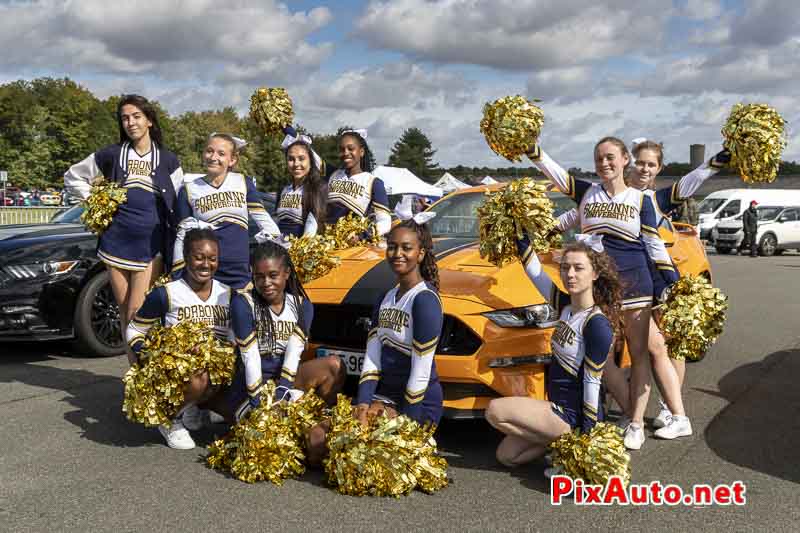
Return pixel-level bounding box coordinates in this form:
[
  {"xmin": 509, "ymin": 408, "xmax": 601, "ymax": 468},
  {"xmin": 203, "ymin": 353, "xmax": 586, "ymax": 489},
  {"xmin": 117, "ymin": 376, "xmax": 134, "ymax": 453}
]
[
  {"xmin": 126, "ymin": 228, "xmax": 233, "ymax": 450},
  {"xmin": 216, "ymin": 240, "xmax": 345, "ymax": 452},
  {"xmin": 486, "ymin": 234, "xmax": 621, "ymax": 472},
  {"xmin": 305, "ymin": 197, "xmax": 443, "ymax": 462}
]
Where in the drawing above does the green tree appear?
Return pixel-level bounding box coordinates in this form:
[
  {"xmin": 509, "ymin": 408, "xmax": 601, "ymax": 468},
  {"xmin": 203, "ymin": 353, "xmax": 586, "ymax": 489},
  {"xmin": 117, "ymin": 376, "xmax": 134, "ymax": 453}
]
[{"xmin": 387, "ymin": 128, "xmax": 439, "ymax": 182}]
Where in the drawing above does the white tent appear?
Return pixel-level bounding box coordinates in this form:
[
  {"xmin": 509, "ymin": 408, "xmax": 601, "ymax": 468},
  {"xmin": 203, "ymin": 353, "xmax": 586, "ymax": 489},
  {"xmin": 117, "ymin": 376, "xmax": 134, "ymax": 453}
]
[
  {"xmin": 372, "ymin": 165, "xmax": 443, "ymax": 197},
  {"xmin": 433, "ymin": 172, "xmax": 470, "ymax": 193},
  {"xmin": 480, "ymin": 175, "xmax": 498, "ymax": 185}
]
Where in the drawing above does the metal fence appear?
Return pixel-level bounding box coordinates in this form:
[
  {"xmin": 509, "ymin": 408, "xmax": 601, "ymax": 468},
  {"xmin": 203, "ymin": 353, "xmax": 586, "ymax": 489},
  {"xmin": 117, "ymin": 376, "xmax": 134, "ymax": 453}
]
[{"xmin": 0, "ymin": 207, "xmax": 65, "ymax": 225}]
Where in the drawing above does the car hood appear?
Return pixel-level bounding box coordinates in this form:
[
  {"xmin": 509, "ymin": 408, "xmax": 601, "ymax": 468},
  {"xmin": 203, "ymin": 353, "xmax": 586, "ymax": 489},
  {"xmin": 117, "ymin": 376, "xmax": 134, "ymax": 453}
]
[
  {"xmin": 305, "ymin": 237, "xmax": 554, "ymax": 310},
  {"xmin": 0, "ymin": 223, "xmax": 90, "ymax": 241}
]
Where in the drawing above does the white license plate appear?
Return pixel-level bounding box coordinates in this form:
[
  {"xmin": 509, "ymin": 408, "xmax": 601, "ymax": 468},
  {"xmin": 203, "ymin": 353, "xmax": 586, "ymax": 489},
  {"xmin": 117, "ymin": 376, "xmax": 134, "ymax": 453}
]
[
  {"xmin": 317, "ymin": 348, "xmax": 364, "ymax": 376},
  {"xmin": 717, "ymin": 234, "xmax": 737, "ymax": 241}
]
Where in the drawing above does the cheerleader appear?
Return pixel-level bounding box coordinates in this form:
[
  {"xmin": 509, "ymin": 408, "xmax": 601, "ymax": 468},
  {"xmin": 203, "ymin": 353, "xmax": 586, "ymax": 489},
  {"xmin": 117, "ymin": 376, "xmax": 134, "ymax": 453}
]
[
  {"xmin": 354, "ymin": 196, "xmax": 443, "ymax": 424},
  {"xmin": 126, "ymin": 229, "xmax": 232, "ymax": 450},
  {"xmin": 275, "ymin": 132, "xmax": 327, "ymax": 237},
  {"xmin": 221, "ymin": 240, "xmax": 345, "ymax": 423},
  {"xmin": 326, "ymin": 129, "xmax": 391, "ymax": 240},
  {"xmin": 528, "ymin": 138, "xmax": 680, "ymax": 450},
  {"xmin": 64, "ymin": 94, "xmax": 183, "ymax": 360},
  {"xmin": 171, "ymin": 133, "xmax": 280, "ymax": 289},
  {"xmin": 485, "ymin": 235, "xmax": 619, "ymax": 470}
]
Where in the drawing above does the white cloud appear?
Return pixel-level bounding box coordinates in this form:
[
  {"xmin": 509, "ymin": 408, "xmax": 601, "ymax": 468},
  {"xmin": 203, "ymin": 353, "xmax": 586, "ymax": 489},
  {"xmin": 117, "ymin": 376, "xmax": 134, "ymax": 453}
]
[
  {"xmin": 680, "ymin": 0, "xmax": 722, "ymax": 20},
  {"xmin": 0, "ymin": 0, "xmax": 333, "ymax": 83},
  {"xmin": 355, "ymin": 0, "xmax": 669, "ymax": 70}
]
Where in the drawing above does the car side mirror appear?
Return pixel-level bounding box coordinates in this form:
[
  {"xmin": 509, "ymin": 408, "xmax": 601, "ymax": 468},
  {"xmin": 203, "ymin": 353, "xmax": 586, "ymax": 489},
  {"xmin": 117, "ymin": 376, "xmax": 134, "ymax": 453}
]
[{"xmin": 777, "ymin": 217, "xmax": 787, "ymax": 223}]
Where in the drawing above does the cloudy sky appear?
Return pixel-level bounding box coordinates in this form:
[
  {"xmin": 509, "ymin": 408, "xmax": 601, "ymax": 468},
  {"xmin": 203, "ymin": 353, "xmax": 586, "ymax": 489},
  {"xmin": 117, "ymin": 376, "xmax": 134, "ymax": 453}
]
[{"xmin": 2, "ymin": 0, "xmax": 798, "ymax": 170}]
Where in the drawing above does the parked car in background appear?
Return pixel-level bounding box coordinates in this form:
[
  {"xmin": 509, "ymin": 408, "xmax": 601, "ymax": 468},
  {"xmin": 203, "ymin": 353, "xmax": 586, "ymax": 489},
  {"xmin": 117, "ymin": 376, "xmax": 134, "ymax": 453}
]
[
  {"xmin": 713, "ymin": 205, "xmax": 800, "ymax": 256},
  {"xmin": 40, "ymin": 192, "xmax": 62, "ymax": 206},
  {"xmin": 698, "ymin": 189, "xmax": 800, "ymax": 242}
]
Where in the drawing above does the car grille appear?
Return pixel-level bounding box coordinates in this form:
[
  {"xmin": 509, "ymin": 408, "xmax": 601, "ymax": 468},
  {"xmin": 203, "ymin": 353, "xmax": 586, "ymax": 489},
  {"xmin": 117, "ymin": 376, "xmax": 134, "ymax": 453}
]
[
  {"xmin": 717, "ymin": 227, "xmax": 740, "ymax": 235},
  {"xmin": 310, "ymin": 304, "xmax": 482, "ymax": 355}
]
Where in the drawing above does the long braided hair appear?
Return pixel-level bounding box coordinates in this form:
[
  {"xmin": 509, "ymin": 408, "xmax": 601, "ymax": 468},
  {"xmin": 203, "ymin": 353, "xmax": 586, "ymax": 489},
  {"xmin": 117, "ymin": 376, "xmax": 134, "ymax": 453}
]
[
  {"xmin": 390, "ymin": 219, "xmax": 440, "ymax": 291},
  {"xmin": 561, "ymin": 241, "xmax": 623, "ymax": 340},
  {"xmin": 250, "ymin": 241, "xmax": 309, "ymax": 355},
  {"xmin": 339, "ymin": 131, "xmax": 375, "ymax": 173},
  {"xmin": 285, "ymin": 141, "xmax": 327, "ymax": 232}
]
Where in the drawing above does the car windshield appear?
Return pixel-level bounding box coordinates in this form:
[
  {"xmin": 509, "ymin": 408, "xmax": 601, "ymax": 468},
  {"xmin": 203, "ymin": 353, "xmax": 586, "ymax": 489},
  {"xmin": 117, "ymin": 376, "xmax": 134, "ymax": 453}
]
[
  {"xmin": 427, "ymin": 188, "xmax": 577, "ymax": 239},
  {"xmin": 698, "ymin": 198, "xmax": 726, "ymax": 214},
  {"xmin": 758, "ymin": 207, "xmax": 782, "ymax": 221},
  {"xmin": 50, "ymin": 205, "xmax": 84, "ymax": 223}
]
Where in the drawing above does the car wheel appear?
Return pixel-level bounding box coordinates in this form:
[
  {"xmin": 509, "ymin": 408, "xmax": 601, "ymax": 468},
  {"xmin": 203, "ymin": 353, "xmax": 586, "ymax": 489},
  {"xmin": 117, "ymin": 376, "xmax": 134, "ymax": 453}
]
[
  {"xmin": 715, "ymin": 246, "xmax": 732, "ymax": 254},
  {"xmin": 73, "ymin": 271, "xmax": 125, "ymax": 357},
  {"xmin": 758, "ymin": 234, "xmax": 777, "ymax": 257}
]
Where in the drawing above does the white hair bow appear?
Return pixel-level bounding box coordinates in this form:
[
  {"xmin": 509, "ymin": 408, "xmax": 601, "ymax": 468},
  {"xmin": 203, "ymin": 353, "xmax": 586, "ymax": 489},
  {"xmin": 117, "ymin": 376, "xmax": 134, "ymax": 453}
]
[
  {"xmin": 394, "ymin": 194, "xmax": 436, "ymax": 225},
  {"xmin": 575, "ymin": 233, "xmax": 604, "ymax": 253},
  {"xmin": 281, "ymin": 133, "xmax": 323, "ymax": 170},
  {"xmin": 177, "ymin": 217, "xmax": 218, "ymax": 233},
  {"xmin": 631, "ymin": 137, "xmax": 648, "ymax": 152},
  {"xmin": 210, "ymin": 132, "xmax": 247, "ymax": 150},
  {"xmin": 341, "ymin": 128, "xmax": 368, "ymax": 140},
  {"xmin": 254, "ymin": 231, "xmax": 290, "ymax": 249}
]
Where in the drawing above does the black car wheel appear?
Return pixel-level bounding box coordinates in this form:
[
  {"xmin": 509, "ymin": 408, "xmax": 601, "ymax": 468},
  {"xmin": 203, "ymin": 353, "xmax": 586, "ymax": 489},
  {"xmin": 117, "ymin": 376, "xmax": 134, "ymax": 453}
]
[
  {"xmin": 73, "ymin": 271, "xmax": 124, "ymax": 357},
  {"xmin": 715, "ymin": 246, "xmax": 732, "ymax": 254},
  {"xmin": 758, "ymin": 234, "xmax": 777, "ymax": 257}
]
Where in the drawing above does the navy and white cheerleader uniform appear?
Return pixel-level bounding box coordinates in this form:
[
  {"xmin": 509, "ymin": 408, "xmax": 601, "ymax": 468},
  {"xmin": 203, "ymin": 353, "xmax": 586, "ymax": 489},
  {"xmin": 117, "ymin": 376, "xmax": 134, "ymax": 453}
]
[
  {"xmin": 64, "ymin": 142, "xmax": 183, "ymax": 270},
  {"xmin": 357, "ymin": 281, "xmax": 444, "ymax": 425},
  {"xmin": 226, "ymin": 291, "xmax": 313, "ymax": 420},
  {"xmin": 126, "ymin": 278, "xmax": 233, "ymax": 356},
  {"xmin": 276, "ymin": 183, "xmax": 319, "ymax": 237},
  {"xmin": 530, "ymin": 146, "xmax": 675, "ymax": 310},
  {"xmin": 171, "ymin": 173, "xmax": 280, "ymax": 289},
  {"xmin": 517, "ymin": 236, "xmax": 613, "ymax": 431},
  {"xmin": 327, "ymin": 168, "xmax": 392, "ymax": 238}
]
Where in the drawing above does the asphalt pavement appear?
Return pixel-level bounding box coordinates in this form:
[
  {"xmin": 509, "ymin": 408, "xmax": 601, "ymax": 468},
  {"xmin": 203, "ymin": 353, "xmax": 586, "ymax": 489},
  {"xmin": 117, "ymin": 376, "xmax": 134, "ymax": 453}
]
[{"xmin": 2, "ymin": 251, "xmax": 800, "ymax": 532}]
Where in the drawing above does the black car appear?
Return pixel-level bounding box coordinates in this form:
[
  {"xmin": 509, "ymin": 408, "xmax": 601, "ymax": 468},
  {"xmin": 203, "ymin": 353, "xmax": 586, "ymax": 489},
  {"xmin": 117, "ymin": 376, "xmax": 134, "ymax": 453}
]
[{"xmin": 0, "ymin": 193, "xmax": 276, "ymax": 357}]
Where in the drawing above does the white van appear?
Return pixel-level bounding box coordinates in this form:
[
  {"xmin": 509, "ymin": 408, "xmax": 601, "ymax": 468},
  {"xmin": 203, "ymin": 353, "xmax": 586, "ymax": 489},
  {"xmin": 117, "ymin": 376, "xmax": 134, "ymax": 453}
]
[
  {"xmin": 713, "ymin": 205, "xmax": 800, "ymax": 255},
  {"xmin": 697, "ymin": 189, "xmax": 800, "ymax": 242}
]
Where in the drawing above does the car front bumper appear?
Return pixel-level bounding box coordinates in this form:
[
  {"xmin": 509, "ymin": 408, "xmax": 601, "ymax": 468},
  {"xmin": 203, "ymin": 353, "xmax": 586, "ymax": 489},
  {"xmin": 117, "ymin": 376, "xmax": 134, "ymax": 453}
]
[{"xmin": 0, "ymin": 273, "xmax": 82, "ymax": 341}]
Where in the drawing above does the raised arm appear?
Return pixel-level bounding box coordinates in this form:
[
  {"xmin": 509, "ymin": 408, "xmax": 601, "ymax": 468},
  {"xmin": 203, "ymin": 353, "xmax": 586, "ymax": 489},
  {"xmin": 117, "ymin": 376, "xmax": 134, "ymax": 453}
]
[
  {"xmin": 655, "ymin": 150, "xmax": 730, "ymax": 214},
  {"xmin": 581, "ymin": 314, "xmax": 613, "ymax": 432},
  {"xmin": 527, "ymin": 146, "xmax": 592, "ymax": 203},
  {"xmin": 402, "ymin": 290, "xmax": 443, "ymax": 423},
  {"xmin": 63, "ymin": 153, "xmax": 100, "ymax": 200}
]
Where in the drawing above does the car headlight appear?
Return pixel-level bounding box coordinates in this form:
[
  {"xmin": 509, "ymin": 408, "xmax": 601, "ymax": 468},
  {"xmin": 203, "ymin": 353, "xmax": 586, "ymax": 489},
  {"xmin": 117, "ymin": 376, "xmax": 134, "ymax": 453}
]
[
  {"xmin": 2, "ymin": 260, "xmax": 79, "ymax": 280},
  {"xmin": 483, "ymin": 304, "xmax": 558, "ymax": 328}
]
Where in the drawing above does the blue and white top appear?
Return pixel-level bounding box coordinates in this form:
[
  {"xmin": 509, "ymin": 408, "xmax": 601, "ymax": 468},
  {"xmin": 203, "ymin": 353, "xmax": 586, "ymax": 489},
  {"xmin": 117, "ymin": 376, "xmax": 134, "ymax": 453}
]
[
  {"xmin": 171, "ymin": 173, "xmax": 280, "ymax": 288},
  {"xmin": 64, "ymin": 142, "xmax": 184, "ymax": 270},
  {"xmin": 357, "ymin": 280, "xmax": 443, "ymax": 424},
  {"xmin": 230, "ymin": 291, "xmax": 313, "ymax": 402},
  {"xmin": 327, "ymin": 169, "xmax": 392, "ymax": 237},
  {"xmin": 126, "ymin": 278, "xmax": 233, "ymax": 356},
  {"xmin": 516, "ymin": 237, "xmax": 613, "ymax": 432},
  {"xmin": 276, "ymin": 182, "xmax": 319, "ymax": 237}
]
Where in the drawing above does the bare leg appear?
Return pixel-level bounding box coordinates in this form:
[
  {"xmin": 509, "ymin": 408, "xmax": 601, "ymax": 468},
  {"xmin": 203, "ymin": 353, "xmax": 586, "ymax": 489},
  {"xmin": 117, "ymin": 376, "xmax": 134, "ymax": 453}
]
[
  {"xmin": 106, "ymin": 265, "xmax": 132, "ymax": 330},
  {"xmin": 625, "ymin": 307, "xmax": 652, "ymax": 426},
  {"xmin": 647, "ymin": 318, "xmax": 686, "ymax": 416},
  {"xmin": 671, "ymin": 357, "xmax": 686, "ymax": 388},
  {"xmin": 126, "ymin": 256, "xmax": 163, "ymax": 325},
  {"xmin": 294, "ymin": 355, "xmax": 346, "ymax": 405},
  {"xmin": 602, "ymin": 347, "xmax": 630, "ymax": 416},
  {"xmin": 485, "ymin": 396, "xmax": 570, "ymax": 467}
]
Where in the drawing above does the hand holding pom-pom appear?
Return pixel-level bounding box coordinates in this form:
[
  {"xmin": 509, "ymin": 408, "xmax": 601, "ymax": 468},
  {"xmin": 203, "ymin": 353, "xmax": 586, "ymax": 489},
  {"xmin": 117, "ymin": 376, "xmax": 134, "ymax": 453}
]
[
  {"xmin": 249, "ymin": 87, "xmax": 294, "ymax": 137},
  {"xmin": 721, "ymin": 103, "xmax": 786, "ymax": 183},
  {"xmin": 480, "ymin": 95, "xmax": 545, "ymax": 162}
]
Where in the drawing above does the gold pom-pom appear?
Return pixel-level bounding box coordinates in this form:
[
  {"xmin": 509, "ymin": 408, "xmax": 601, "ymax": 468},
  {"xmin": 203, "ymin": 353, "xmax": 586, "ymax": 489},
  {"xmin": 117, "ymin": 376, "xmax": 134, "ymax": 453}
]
[
  {"xmin": 550, "ymin": 422, "xmax": 630, "ymax": 487},
  {"xmin": 287, "ymin": 234, "xmax": 341, "ymax": 284},
  {"xmin": 480, "ymin": 95, "xmax": 545, "ymax": 162},
  {"xmin": 122, "ymin": 321, "xmax": 236, "ymax": 427},
  {"xmin": 249, "ymin": 87, "xmax": 294, "ymax": 136},
  {"xmin": 323, "ymin": 395, "xmax": 448, "ymax": 497},
  {"xmin": 721, "ymin": 103, "xmax": 787, "ymax": 183},
  {"xmin": 477, "ymin": 178, "xmax": 561, "ymax": 266},
  {"xmin": 206, "ymin": 381, "xmax": 327, "ymax": 484},
  {"xmin": 325, "ymin": 213, "xmax": 380, "ymax": 249},
  {"xmin": 658, "ymin": 275, "xmax": 728, "ymax": 362},
  {"xmin": 80, "ymin": 180, "xmax": 127, "ymax": 234}
]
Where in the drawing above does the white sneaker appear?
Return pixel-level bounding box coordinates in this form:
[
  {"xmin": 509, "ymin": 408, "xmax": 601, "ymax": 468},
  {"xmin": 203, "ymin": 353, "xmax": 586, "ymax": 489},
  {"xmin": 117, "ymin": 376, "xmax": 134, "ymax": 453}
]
[
  {"xmin": 158, "ymin": 420, "xmax": 196, "ymax": 450},
  {"xmin": 181, "ymin": 404, "xmax": 205, "ymax": 431},
  {"xmin": 544, "ymin": 465, "xmax": 564, "ymax": 479},
  {"xmin": 653, "ymin": 415, "xmax": 693, "ymax": 440},
  {"xmin": 653, "ymin": 400, "xmax": 672, "ymax": 430},
  {"xmin": 623, "ymin": 423, "xmax": 645, "ymax": 450}
]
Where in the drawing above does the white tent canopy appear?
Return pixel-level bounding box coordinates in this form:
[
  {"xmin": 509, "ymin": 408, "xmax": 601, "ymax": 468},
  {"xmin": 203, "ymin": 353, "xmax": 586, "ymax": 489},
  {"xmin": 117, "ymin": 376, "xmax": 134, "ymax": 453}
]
[
  {"xmin": 480, "ymin": 175, "xmax": 498, "ymax": 185},
  {"xmin": 433, "ymin": 172, "xmax": 470, "ymax": 193},
  {"xmin": 372, "ymin": 165, "xmax": 443, "ymax": 197}
]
